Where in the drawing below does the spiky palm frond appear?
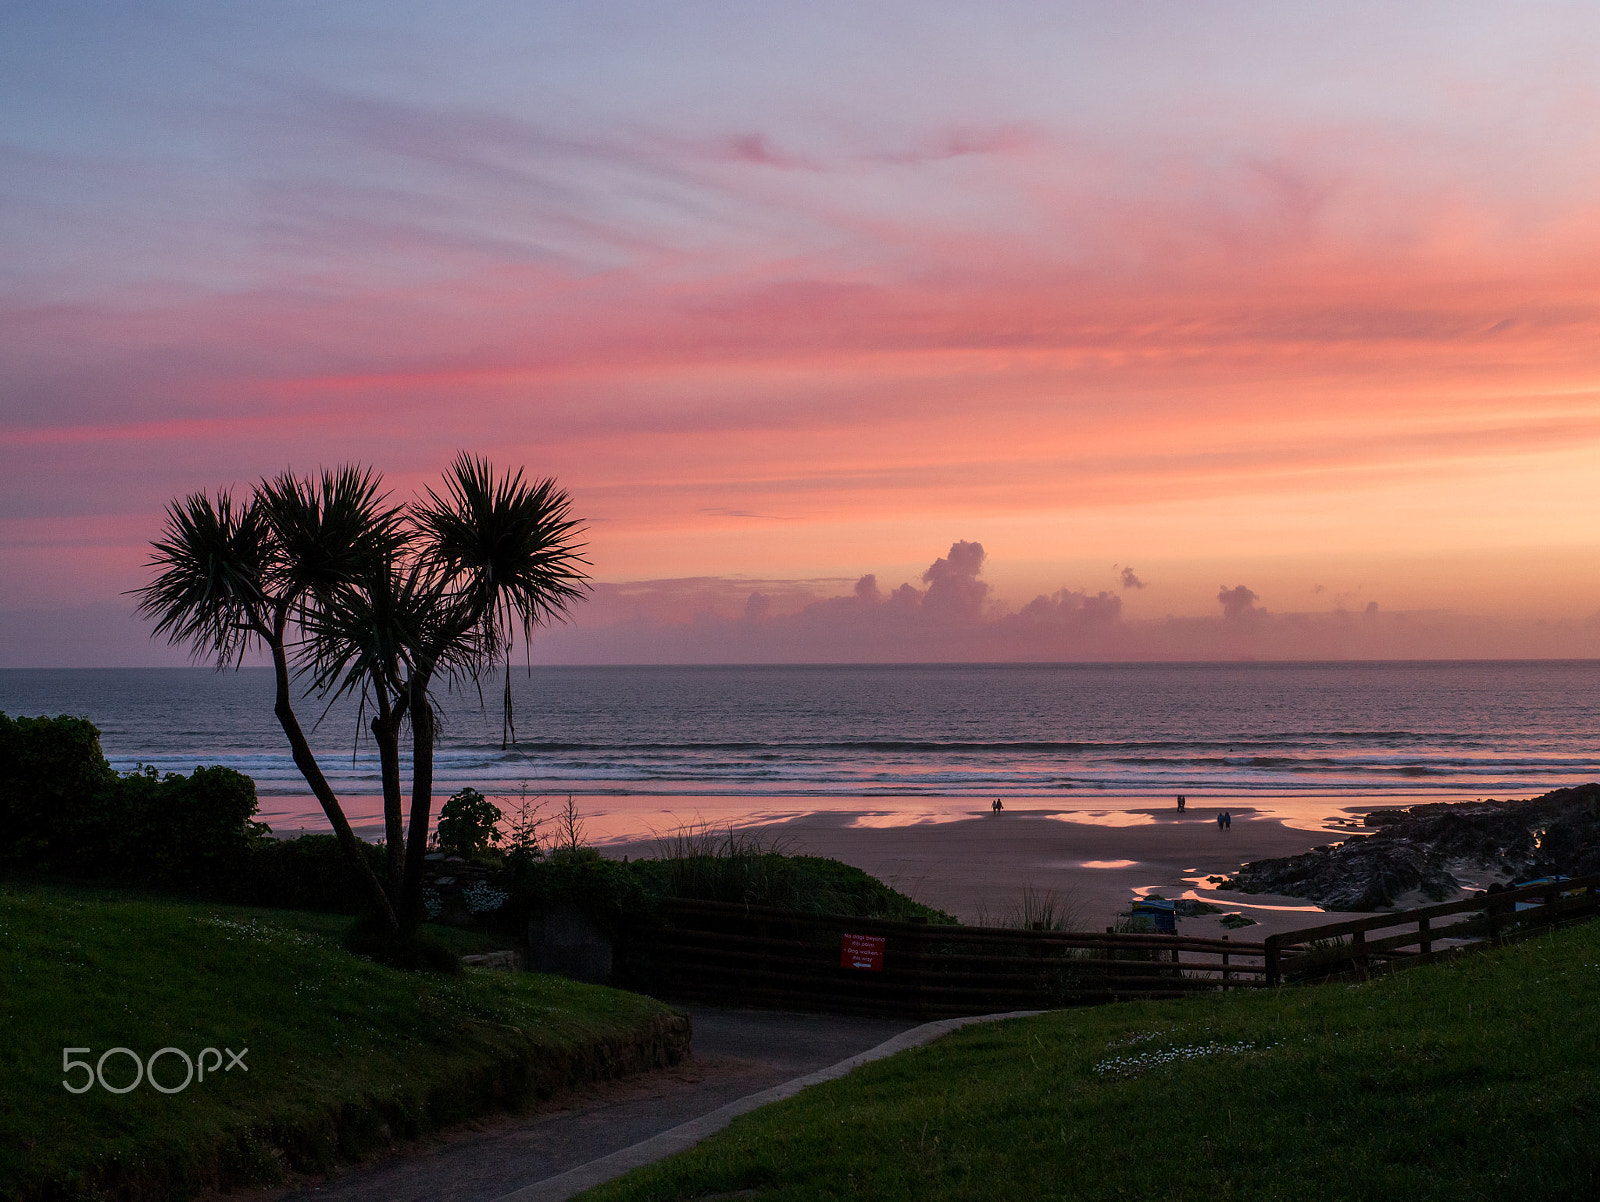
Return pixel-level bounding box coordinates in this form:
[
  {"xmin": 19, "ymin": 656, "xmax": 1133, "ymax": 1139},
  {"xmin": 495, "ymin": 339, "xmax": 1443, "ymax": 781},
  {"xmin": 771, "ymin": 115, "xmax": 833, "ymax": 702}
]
[
  {"xmin": 413, "ymin": 452, "xmax": 590, "ymax": 667},
  {"xmin": 257, "ymin": 464, "xmax": 405, "ymax": 608},
  {"xmin": 132, "ymin": 490, "xmax": 271, "ymax": 667},
  {"xmin": 296, "ymin": 550, "xmax": 432, "ymax": 704}
]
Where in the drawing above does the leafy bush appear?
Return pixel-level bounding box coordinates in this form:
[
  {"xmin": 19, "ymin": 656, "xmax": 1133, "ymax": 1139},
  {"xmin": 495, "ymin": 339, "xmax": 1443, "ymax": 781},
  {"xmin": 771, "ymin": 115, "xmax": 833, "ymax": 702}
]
[
  {"xmin": 0, "ymin": 713, "xmax": 267, "ymax": 889},
  {"xmin": 436, "ymin": 787, "xmax": 503, "ymax": 857},
  {"xmin": 504, "ymin": 848, "xmax": 658, "ymax": 937},
  {"xmin": 0, "ymin": 713, "xmax": 119, "ymax": 869}
]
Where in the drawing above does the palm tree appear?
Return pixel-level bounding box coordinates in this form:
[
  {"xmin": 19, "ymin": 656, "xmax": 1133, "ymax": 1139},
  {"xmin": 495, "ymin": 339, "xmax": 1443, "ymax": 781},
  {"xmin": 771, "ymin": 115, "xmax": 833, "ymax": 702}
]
[{"xmin": 142, "ymin": 455, "xmax": 591, "ymax": 937}]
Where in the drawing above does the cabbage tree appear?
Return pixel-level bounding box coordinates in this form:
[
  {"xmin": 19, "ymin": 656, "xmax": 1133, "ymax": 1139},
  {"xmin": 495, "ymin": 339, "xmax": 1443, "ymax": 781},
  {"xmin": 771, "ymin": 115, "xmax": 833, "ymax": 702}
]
[{"xmin": 136, "ymin": 456, "xmax": 588, "ymax": 937}]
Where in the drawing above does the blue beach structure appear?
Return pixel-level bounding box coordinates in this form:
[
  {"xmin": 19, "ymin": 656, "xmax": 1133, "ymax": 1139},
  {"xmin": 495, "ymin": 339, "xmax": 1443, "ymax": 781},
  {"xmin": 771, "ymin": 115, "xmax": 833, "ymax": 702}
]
[{"xmin": 1132, "ymin": 898, "xmax": 1177, "ymax": 934}]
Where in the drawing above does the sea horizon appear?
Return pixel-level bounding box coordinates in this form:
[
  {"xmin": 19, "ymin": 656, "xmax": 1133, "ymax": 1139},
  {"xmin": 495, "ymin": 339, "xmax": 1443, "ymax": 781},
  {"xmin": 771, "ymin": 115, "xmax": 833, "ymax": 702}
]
[{"xmin": 5, "ymin": 662, "xmax": 1596, "ymax": 830}]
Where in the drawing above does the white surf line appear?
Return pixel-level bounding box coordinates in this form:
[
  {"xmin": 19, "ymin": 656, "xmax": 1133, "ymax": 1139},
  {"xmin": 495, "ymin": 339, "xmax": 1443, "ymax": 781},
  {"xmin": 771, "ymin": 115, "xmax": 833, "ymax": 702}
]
[{"xmin": 492, "ymin": 1010, "xmax": 1046, "ymax": 1202}]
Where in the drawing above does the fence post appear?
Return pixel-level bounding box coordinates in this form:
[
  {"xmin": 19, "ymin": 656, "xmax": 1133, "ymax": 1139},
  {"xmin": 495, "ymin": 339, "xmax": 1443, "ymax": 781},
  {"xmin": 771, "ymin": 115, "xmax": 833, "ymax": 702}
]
[
  {"xmin": 910, "ymin": 916, "xmax": 928, "ymax": 1018},
  {"xmin": 1221, "ymin": 936, "xmax": 1231, "ymax": 987},
  {"xmin": 1418, "ymin": 915, "xmax": 1431, "ymax": 956},
  {"xmin": 1351, "ymin": 928, "xmax": 1367, "ymax": 979},
  {"xmin": 1265, "ymin": 934, "xmax": 1280, "ymax": 987}
]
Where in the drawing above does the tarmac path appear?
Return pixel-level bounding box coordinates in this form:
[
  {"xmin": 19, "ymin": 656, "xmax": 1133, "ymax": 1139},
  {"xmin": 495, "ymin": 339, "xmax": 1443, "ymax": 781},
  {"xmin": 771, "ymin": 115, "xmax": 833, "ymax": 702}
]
[{"xmin": 257, "ymin": 1006, "xmax": 919, "ymax": 1202}]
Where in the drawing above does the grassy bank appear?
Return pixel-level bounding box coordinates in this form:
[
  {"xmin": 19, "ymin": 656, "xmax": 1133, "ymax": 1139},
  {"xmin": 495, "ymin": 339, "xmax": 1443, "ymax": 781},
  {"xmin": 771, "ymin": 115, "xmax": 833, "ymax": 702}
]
[
  {"xmin": 587, "ymin": 921, "xmax": 1600, "ymax": 1200},
  {"xmin": 0, "ymin": 880, "xmax": 687, "ymax": 1201}
]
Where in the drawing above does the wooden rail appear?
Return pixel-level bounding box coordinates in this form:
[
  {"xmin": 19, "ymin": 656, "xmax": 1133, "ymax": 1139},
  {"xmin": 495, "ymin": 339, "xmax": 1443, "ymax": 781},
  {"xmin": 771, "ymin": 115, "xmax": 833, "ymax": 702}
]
[
  {"xmin": 619, "ymin": 899, "xmax": 1266, "ymax": 1019},
  {"xmin": 1264, "ymin": 874, "xmax": 1600, "ymax": 986}
]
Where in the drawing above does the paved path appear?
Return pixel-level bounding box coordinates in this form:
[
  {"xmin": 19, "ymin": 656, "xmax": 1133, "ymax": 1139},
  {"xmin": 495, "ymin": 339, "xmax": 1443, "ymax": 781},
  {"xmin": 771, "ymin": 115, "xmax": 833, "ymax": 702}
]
[
  {"xmin": 259, "ymin": 1006, "xmax": 918, "ymax": 1202},
  {"xmin": 500, "ymin": 1011, "xmax": 1042, "ymax": 1202}
]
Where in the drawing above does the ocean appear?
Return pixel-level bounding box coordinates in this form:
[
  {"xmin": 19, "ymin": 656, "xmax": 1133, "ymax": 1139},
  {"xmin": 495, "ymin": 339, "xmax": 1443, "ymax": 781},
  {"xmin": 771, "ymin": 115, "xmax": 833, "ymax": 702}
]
[{"xmin": 4, "ymin": 662, "xmax": 1597, "ymax": 833}]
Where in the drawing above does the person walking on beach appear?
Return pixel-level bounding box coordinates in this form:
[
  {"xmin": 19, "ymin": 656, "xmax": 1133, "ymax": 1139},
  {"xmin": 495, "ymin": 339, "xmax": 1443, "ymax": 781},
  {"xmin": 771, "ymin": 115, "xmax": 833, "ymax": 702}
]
[
  {"xmin": 1176, "ymin": 795, "xmax": 1186, "ymax": 813},
  {"xmin": 1217, "ymin": 811, "xmax": 1225, "ymax": 830}
]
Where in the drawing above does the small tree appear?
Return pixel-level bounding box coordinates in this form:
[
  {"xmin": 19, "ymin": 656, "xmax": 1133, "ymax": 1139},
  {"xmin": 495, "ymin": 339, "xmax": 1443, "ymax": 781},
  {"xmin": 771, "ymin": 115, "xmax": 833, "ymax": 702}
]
[{"xmin": 435, "ymin": 788, "xmax": 503, "ymax": 857}]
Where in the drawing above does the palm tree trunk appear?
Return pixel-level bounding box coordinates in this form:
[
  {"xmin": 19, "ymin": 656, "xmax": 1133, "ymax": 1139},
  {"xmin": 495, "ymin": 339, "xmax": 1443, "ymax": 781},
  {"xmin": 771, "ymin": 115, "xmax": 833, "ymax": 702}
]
[
  {"xmin": 370, "ymin": 684, "xmax": 406, "ymax": 897},
  {"xmin": 269, "ymin": 636, "xmax": 399, "ymax": 933},
  {"xmin": 398, "ymin": 673, "xmax": 436, "ymax": 931}
]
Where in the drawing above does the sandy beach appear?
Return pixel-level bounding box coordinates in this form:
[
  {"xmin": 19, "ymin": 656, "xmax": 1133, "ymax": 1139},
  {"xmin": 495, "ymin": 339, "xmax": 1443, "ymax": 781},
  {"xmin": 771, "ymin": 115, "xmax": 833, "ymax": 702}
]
[
  {"xmin": 260, "ymin": 789, "xmax": 1492, "ymax": 940},
  {"xmin": 600, "ymin": 798, "xmax": 1419, "ymax": 940}
]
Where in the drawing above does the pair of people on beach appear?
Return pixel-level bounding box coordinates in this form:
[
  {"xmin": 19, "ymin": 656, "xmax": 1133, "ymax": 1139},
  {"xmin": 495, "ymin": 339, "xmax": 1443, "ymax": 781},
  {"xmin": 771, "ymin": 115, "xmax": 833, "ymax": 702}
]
[
  {"xmin": 1177, "ymin": 796, "xmax": 1230, "ymax": 827},
  {"xmin": 991, "ymin": 797, "xmax": 1004, "ymax": 813}
]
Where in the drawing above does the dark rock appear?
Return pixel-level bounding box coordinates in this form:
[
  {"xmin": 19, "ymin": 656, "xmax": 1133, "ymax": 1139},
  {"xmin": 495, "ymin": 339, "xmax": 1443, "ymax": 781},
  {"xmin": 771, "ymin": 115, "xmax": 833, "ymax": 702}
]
[
  {"xmin": 1218, "ymin": 782, "xmax": 1600, "ymax": 910},
  {"xmin": 1220, "ymin": 842, "xmax": 1458, "ymax": 910}
]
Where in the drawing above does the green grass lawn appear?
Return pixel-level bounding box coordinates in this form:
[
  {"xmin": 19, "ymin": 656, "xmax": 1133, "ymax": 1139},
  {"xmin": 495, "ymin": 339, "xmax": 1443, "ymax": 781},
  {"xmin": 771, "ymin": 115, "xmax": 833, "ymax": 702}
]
[
  {"xmin": 0, "ymin": 880, "xmax": 683, "ymax": 1201},
  {"xmin": 586, "ymin": 922, "xmax": 1600, "ymax": 1201}
]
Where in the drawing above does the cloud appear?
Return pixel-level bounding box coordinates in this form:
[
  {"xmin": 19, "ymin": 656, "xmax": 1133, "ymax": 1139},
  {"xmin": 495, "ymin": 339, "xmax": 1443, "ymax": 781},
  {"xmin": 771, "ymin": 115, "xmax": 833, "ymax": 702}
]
[
  {"xmin": 532, "ymin": 540, "xmax": 1142, "ymax": 663},
  {"xmin": 920, "ymin": 540, "xmax": 989, "ymax": 621},
  {"xmin": 707, "ymin": 132, "xmax": 820, "ymax": 170},
  {"xmin": 1119, "ymin": 565, "xmax": 1146, "ymax": 590},
  {"xmin": 869, "ymin": 124, "xmax": 1041, "ymax": 166},
  {"xmin": 1217, "ymin": 584, "xmax": 1264, "ymax": 621},
  {"xmin": 1007, "ymin": 588, "xmax": 1123, "ymax": 628}
]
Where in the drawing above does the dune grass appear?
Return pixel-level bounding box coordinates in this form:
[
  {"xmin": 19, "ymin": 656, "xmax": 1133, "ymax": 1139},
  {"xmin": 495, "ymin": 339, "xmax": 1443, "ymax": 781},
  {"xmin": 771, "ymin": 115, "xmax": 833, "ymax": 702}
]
[
  {"xmin": 585, "ymin": 920, "xmax": 1600, "ymax": 1200},
  {"xmin": 0, "ymin": 880, "xmax": 683, "ymax": 1201},
  {"xmin": 635, "ymin": 823, "xmax": 957, "ymax": 922}
]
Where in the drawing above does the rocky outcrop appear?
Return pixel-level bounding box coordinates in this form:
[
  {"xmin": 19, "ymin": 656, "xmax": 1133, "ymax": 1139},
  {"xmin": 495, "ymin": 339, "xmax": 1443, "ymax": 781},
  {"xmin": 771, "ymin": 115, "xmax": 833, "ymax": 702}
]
[{"xmin": 1217, "ymin": 782, "xmax": 1600, "ymax": 910}]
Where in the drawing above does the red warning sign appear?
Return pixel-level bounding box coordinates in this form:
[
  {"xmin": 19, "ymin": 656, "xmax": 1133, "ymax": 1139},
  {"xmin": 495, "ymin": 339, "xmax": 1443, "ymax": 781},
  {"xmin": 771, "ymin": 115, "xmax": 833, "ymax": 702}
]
[{"xmin": 840, "ymin": 933, "xmax": 885, "ymax": 971}]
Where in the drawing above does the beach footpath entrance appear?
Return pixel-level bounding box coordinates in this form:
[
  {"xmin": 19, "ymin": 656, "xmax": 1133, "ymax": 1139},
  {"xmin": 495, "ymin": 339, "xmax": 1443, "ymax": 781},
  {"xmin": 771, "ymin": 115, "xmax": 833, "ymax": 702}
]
[{"xmin": 618, "ymin": 900, "xmax": 1267, "ymax": 1019}]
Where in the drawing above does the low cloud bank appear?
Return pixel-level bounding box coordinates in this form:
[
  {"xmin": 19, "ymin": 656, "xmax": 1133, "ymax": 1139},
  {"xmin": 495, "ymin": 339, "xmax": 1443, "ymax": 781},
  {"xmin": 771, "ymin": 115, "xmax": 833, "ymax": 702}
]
[
  {"xmin": 12, "ymin": 542, "xmax": 1598, "ymax": 667},
  {"xmin": 530, "ymin": 542, "xmax": 1600, "ymax": 664}
]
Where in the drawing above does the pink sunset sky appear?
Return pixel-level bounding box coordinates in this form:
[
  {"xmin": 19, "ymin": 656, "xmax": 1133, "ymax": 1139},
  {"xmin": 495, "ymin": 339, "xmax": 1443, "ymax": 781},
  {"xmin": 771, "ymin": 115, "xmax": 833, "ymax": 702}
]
[{"xmin": 4, "ymin": 1, "xmax": 1600, "ymax": 665}]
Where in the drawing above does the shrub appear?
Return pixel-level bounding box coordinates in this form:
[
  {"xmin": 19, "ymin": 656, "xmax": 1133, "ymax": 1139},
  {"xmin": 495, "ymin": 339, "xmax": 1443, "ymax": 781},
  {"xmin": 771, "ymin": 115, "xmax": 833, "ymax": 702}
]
[
  {"xmin": 436, "ymin": 787, "xmax": 503, "ymax": 857},
  {"xmin": 504, "ymin": 848, "xmax": 658, "ymax": 938},
  {"xmin": 0, "ymin": 713, "xmax": 119, "ymax": 870},
  {"xmin": 501, "ymin": 789, "xmax": 548, "ymax": 863},
  {"xmin": 0, "ymin": 713, "xmax": 267, "ymax": 890}
]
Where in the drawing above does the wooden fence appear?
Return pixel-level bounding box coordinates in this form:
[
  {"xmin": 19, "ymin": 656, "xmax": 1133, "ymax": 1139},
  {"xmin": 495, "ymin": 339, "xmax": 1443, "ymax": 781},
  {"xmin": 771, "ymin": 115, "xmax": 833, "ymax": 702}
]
[
  {"xmin": 618, "ymin": 899, "xmax": 1266, "ymax": 1019},
  {"xmin": 1265, "ymin": 874, "xmax": 1600, "ymax": 986}
]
